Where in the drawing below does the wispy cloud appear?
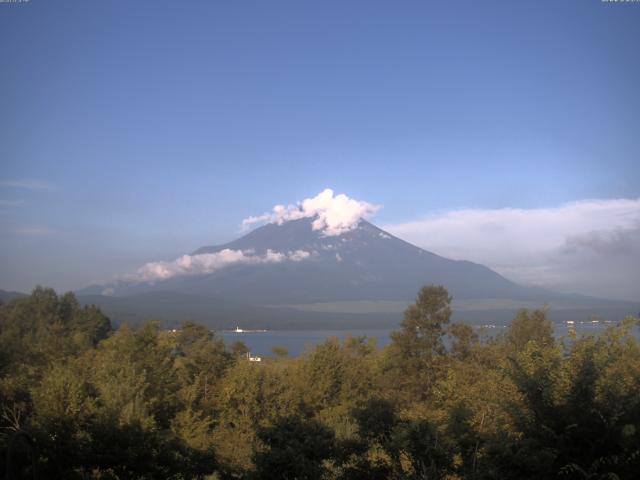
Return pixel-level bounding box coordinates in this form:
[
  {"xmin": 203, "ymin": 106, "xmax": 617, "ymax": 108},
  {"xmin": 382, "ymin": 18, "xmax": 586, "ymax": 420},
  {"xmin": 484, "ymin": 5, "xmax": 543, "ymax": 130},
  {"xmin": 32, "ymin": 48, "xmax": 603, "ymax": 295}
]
[
  {"xmin": 242, "ymin": 188, "xmax": 380, "ymax": 236},
  {"xmin": 384, "ymin": 198, "xmax": 640, "ymax": 300},
  {"xmin": 0, "ymin": 179, "xmax": 54, "ymax": 190},
  {"xmin": 11, "ymin": 226, "xmax": 59, "ymax": 237},
  {"xmin": 126, "ymin": 248, "xmax": 311, "ymax": 283},
  {"xmin": 0, "ymin": 200, "xmax": 25, "ymax": 207}
]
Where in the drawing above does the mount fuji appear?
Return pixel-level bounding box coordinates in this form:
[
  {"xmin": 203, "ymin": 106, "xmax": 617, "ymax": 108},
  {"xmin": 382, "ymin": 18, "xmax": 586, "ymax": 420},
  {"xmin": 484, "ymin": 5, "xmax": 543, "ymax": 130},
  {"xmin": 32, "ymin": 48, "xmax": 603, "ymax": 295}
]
[{"xmin": 77, "ymin": 213, "xmax": 637, "ymax": 329}]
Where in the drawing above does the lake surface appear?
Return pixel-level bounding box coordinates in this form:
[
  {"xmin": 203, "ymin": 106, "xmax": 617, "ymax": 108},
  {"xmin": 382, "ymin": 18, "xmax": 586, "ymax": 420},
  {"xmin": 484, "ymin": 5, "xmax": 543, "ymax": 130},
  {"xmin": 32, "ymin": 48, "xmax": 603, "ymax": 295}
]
[{"xmin": 218, "ymin": 321, "xmax": 634, "ymax": 357}]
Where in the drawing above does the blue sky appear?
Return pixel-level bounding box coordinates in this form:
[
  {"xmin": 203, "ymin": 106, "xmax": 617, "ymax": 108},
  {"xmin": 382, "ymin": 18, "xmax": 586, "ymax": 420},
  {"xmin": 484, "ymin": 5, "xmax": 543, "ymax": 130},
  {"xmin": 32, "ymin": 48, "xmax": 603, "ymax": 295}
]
[{"xmin": 1, "ymin": 0, "xmax": 639, "ymax": 296}]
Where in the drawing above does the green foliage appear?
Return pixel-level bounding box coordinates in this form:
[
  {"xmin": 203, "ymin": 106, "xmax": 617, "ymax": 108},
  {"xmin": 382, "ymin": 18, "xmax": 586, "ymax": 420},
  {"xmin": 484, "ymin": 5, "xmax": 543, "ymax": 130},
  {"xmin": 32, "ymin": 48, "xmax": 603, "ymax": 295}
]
[
  {"xmin": 0, "ymin": 290, "xmax": 220, "ymax": 478},
  {"xmin": 0, "ymin": 287, "xmax": 112, "ymax": 375},
  {"xmin": 271, "ymin": 345, "xmax": 289, "ymax": 358},
  {"xmin": 391, "ymin": 418, "xmax": 454, "ymax": 479},
  {"xmin": 1, "ymin": 286, "xmax": 639, "ymax": 479},
  {"xmin": 391, "ymin": 284, "xmax": 452, "ymax": 359},
  {"xmin": 505, "ymin": 308, "xmax": 554, "ymax": 352},
  {"xmin": 384, "ymin": 285, "xmax": 453, "ymax": 402},
  {"xmin": 352, "ymin": 398, "xmax": 397, "ymax": 445},
  {"xmin": 252, "ymin": 414, "xmax": 336, "ymax": 480},
  {"xmin": 212, "ymin": 358, "xmax": 302, "ymax": 472},
  {"xmin": 448, "ymin": 322, "xmax": 479, "ymax": 361},
  {"xmin": 229, "ymin": 340, "xmax": 249, "ymax": 357}
]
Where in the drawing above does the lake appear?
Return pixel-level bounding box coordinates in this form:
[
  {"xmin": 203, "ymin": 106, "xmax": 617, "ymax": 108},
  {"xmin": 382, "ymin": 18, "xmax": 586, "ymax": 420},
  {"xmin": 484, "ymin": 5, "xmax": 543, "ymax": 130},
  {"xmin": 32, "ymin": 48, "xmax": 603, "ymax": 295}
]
[{"xmin": 218, "ymin": 320, "xmax": 633, "ymax": 357}]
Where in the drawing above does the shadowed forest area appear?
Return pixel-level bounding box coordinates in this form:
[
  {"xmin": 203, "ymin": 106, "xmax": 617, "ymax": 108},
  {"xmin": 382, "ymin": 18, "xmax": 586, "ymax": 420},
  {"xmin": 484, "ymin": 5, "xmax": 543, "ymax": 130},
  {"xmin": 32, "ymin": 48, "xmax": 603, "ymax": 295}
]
[{"xmin": 1, "ymin": 286, "xmax": 639, "ymax": 479}]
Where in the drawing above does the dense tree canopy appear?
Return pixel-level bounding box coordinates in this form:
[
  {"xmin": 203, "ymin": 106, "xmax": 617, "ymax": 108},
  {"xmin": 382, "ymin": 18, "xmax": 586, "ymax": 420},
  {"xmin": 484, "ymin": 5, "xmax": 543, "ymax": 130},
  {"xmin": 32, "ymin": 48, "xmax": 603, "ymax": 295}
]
[{"xmin": 1, "ymin": 286, "xmax": 639, "ymax": 479}]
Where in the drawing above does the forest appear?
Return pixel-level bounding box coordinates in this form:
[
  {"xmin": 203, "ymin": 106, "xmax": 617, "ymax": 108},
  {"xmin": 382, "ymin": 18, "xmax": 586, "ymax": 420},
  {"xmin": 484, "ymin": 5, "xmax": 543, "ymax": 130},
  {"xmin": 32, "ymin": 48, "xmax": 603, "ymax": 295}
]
[{"xmin": 1, "ymin": 285, "xmax": 639, "ymax": 479}]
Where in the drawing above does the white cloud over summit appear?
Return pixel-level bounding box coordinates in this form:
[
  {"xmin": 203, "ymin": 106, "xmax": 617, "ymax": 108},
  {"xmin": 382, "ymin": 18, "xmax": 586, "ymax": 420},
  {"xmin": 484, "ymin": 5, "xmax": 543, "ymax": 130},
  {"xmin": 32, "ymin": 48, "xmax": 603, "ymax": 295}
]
[
  {"xmin": 129, "ymin": 248, "xmax": 310, "ymax": 283},
  {"xmin": 242, "ymin": 188, "xmax": 380, "ymax": 236},
  {"xmin": 385, "ymin": 198, "xmax": 640, "ymax": 301}
]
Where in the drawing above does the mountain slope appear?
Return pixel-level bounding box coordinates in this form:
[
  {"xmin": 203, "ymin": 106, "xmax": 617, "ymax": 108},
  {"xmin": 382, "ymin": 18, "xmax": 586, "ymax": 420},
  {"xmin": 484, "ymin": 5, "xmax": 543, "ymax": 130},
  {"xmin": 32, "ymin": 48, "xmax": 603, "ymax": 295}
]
[
  {"xmin": 75, "ymin": 217, "xmax": 640, "ymax": 328},
  {"xmin": 188, "ymin": 218, "xmax": 534, "ymax": 303},
  {"xmin": 81, "ymin": 218, "xmax": 574, "ymax": 304},
  {"xmin": 0, "ymin": 289, "xmax": 27, "ymax": 303}
]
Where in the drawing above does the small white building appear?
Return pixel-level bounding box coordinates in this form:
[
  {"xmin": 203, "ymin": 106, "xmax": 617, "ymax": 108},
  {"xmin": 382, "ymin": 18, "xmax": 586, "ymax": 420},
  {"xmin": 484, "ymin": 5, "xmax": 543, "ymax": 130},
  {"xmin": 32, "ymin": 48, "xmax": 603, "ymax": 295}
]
[{"xmin": 246, "ymin": 352, "xmax": 262, "ymax": 362}]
